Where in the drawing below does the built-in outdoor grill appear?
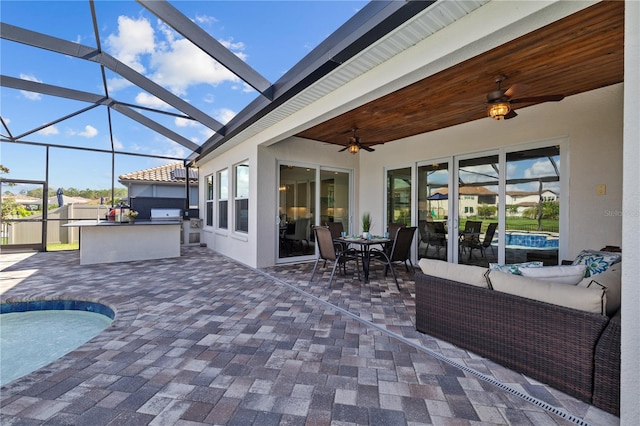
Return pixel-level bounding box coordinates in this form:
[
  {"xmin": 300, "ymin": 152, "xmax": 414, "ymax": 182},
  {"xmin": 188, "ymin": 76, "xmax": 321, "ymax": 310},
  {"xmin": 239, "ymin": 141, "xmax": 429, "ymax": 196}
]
[{"xmin": 150, "ymin": 208, "xmax": 182, "ymax": 222}]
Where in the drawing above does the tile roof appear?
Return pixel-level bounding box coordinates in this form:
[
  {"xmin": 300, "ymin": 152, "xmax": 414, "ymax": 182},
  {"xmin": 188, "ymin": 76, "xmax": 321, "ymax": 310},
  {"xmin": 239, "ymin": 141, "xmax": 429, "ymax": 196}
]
[
  {"xmin": 435, "ymin": 186, "xmax": 498, "ymax": 196},
  {"xmin": 118, "ymin": 162, "xmax": 198, "ymax": 184}
]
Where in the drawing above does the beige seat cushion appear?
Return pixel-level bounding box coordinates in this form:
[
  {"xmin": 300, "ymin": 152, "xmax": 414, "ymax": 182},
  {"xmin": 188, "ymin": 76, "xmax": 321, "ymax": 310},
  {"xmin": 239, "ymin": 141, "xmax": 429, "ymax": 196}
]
[
  {"xmin": 577, "ymin": 263, "xmax": 621, "ymax": 316},
  {"xmin": 418, "ymin": 258, "xmax": 489, "ymax": 288},
  {"xmin": 487, "ymin": 270, "xmax": 606, "ymax": 315}
]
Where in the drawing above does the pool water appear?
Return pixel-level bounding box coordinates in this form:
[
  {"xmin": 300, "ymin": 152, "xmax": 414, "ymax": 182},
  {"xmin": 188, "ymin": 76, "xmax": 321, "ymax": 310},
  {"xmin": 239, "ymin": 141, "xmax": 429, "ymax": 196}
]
[{"xmin": 0, "ymin": 310, "xmax": 112, "ymax": 386}]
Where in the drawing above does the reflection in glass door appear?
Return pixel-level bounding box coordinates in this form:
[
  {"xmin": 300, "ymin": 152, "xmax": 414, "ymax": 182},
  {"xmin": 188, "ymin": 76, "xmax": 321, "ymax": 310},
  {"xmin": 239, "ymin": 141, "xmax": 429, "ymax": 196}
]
[
  {"xmin": 505, "ymin": 146, "xmax": 560, "ymax": 265},
  {"xmin": 320, "ymin": 169, "xmax": 350, "ymax": 233},
  {"xmin": 457, "ymin": 154, "xmax": 499, "ymax": 266},
  {"xmin": 278, "ymin": 164, "xmax": 316, "ymax": 260},
  {"xmin": 417, "ymin": 162, "xmax": 449, "ymax": 261},
  {"xmin": 386, "ymin": 167, "xmax": 412, "ymax": 227}
]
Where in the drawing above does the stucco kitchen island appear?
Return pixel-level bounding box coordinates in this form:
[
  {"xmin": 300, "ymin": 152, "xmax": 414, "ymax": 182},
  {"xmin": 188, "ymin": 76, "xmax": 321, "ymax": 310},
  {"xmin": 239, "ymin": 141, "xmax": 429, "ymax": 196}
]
[{"xmin": 64, "ymin": 220, "xmax": 181, "ymax": 265}]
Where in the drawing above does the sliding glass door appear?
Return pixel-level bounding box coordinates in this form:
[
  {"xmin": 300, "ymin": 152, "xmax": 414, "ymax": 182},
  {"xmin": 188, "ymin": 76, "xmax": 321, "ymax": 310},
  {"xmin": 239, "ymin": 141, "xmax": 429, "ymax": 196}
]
[
  {"xmin": 417, "ymin": 161, "xmax": 450, "ymax": 261},
  {"xmin": 320, "ymin": 169, "xmax": 351, "ymax": 233},
  {"xmin": 278, "ymin": 164, "xmax": 316, "ymax": 261},
  {"xmin": 505, "ymin": 146, "xmax": 561, "ymax": 265},
  {"xmin": 456, "ymin": 154, "xmax": 499, "ymax": 266},
  {"xmin": 277, "ymin": 164, "xmax": 352, "ymax": 263}
]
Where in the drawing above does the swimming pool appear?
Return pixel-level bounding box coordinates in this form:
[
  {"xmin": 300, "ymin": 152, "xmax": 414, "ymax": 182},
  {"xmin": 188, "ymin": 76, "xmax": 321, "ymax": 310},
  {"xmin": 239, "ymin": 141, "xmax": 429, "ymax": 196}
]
[
  {"xmin": 0, "ymin": 300, "xmax": 114, "ymax": 386},
  {"xmin": 502, "ymin": 230, "xmax": 559, "ymax": 249}
]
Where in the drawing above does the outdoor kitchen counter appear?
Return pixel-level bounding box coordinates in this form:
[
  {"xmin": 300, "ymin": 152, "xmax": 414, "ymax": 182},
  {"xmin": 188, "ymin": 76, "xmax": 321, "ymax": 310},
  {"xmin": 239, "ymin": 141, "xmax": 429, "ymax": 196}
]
[{"xmin": 64, "ymin": 220, "xmax": 181, "ymax": 265}]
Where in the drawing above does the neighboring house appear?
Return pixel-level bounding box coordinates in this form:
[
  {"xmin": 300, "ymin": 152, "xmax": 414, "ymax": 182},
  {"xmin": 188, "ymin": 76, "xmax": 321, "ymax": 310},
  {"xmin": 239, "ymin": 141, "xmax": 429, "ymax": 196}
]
[
  {"xmin": 2, "ymin": 194, "xmax": 42, "ymax": 211},
  {"xmin": 506, "ymin": 190, "xmax": 558, "ymax": 216},
  {"xmin": 46, "ymin": 195, "xmax": 90, "ymax": 207},
  {"xmin": 430, "ymin": 187, "xmax": 498, "ymax": 218},
  {"xmin": 118, "ymin": 162, "xmax": 199, "ymax": 208}
]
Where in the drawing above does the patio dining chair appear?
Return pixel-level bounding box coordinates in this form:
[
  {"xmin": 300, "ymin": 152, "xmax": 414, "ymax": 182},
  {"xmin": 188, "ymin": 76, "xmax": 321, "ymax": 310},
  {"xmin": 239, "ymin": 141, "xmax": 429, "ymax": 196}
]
[
  {"xmin": 419, "ymin": 220, "xmax": 447, "ymax": 259},
  {"xmin": 309, "ymin": 226, "xmax": 360, "ymax": 288},
  {"xmin": 326, "ymin": 221, "xmax": 349, "ymax": 253},
  {"xmin": 284, "ymin": 217, "xmax": 310, "ymax": 254},
  {"xmin": 460, "ymin": 220, "xmax": 482, "ymax": 257},
  {"xmin": 370, "ymin": 226, "xmax": 417, "ymax": 290},
  {"xmin": 467, "ymin": 222, "xmax": 498, "ymax": 260}
]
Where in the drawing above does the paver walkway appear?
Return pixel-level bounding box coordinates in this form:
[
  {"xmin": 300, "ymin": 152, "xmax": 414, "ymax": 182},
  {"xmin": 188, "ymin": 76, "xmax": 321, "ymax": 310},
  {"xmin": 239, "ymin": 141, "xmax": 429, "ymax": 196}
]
[{"xmin": 1, "ymin": 247, "xmax": 618, "ymax": 425}]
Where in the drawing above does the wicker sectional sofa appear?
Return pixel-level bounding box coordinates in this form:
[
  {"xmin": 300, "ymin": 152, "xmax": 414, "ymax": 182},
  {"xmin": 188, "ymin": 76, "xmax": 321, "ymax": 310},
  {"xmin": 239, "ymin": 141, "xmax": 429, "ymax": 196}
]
[{"xmin": 415, "ymin": 261, "xmax": 621, "ymax": 416}]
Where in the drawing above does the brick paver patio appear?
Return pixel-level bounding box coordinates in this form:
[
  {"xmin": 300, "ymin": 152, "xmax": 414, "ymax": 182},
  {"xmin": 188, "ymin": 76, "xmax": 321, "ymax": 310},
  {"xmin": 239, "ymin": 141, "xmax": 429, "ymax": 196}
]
[{"xmin": 1, "ymin": 246, "xmax": 618, "ymax": 425}]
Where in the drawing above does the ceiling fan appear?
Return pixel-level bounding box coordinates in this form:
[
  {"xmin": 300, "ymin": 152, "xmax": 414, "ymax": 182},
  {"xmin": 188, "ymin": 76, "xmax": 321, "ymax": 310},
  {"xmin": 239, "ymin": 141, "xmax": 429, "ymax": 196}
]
[
  {"xmin": 338, "ymin": 128, "xmax": 383, "ymax": 154},
  {"xmin": 479, "ymin": 75, "xmax": 565, "ymax": 120}
]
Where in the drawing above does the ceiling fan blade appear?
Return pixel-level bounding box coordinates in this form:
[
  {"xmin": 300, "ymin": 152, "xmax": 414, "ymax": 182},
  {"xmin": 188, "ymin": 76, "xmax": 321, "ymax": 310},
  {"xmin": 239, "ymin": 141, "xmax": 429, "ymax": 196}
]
[
  {"xmin": 503, "ymin": 83, "xmax": 528, "ymax": 99},
  {"xmin": 510, "ymin": 94, "xmax": 565, "ymax": 104},
  {"xmin": 338, "ymin": 146, "xmax": 349, "ymax": 152},
  {"xmin": 504, "ymin": 109, "xmax": 518, "ymax": 120},
  {"xmin": 361, "ymin": 146, "xmax": 375, "ymax": 152}
]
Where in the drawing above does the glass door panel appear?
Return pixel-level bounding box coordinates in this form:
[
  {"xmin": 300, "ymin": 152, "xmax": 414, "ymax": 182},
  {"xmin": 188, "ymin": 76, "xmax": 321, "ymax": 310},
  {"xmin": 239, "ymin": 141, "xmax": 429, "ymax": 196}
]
[
  {"xmin": 386, "ymin": 167, "xmax": 412, "ymax": 227},
  {"xmin": 278, "ymin": 164, "xmax": 316, "ymax": 261},
  {"xmin": 457, "ymin": 154, "xmax": 499, "ymax": 266},
  {"xmin": 417, "ymin": 162, "xmax": 449, "ymax": 260},
  {"xmin": 505, "ymin": 146, "xmax": 560, "ymax": 265},
  {"xmin": 320, "ymin": 169, "xmax": 350, "ymax": 234}
]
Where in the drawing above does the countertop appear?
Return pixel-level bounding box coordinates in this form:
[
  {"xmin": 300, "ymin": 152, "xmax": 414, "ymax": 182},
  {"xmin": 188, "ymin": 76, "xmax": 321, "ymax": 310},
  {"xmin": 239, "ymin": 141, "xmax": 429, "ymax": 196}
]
[{"xmin": 63, "ymin": 220, "xmax": 182, "ymax": 227}]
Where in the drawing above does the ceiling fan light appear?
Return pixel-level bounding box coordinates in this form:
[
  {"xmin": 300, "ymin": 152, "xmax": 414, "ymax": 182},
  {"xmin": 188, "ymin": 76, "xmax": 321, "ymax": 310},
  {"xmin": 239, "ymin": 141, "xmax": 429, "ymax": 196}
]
[
  {"xmin": 348, "ymin": 144, "xmax": 359, "ymax": 154},
  {"xmin": 488, "ymin": 102, "xmax": 511, "ymax": 120}
]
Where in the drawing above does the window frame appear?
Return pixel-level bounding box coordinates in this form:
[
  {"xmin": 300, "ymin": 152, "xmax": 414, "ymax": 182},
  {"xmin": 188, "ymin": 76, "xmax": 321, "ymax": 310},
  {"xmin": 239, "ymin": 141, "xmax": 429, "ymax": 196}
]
[
  {"xmin": 205, "ymin": 174, "xmax": 214, "ymax": 227},
  {"xmin": 234, "ymin": 162, "xmax": 249, "ymax": 233},
  {"xmin": 217, "ymin": 168, "xmax": 229, "ymax": 230}
]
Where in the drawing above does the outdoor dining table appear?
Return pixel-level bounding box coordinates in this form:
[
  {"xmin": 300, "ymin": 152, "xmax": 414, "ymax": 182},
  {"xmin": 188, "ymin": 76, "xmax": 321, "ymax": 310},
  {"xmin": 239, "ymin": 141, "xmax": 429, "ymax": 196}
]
[{"xmin": 336, "ymin": 236, "xmax": 391, "ymax": 283}]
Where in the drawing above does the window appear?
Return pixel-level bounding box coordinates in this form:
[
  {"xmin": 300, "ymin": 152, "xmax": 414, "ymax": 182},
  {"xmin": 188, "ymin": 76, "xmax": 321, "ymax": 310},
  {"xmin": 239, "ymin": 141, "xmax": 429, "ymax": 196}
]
[
  {"xmin": 217, "ymin": 169, "xmax": 228, "ymax": 229},
  {"xmin": 234, "ymin": 162, "xmax": 249, "ymax": 233},
  {"xmin": 206, "ymin": 175, "xmax": 214, "ymax": 227}
]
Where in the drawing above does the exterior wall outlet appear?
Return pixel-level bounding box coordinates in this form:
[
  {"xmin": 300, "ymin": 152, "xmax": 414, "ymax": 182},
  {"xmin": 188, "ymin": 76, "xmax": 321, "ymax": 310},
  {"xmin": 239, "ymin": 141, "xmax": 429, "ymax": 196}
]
[{"xmin": 596, "ymin": 184, "xmax": 606, "ymax": 195}]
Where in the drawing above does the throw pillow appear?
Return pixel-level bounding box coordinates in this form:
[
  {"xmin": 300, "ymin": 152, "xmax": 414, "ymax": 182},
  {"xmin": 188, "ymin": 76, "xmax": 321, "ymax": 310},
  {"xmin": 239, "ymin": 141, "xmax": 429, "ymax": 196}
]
[
  {"xmin": 577, "ymin": 263, "xmax": 621, "ymax": 316},
  {"xmin": 520, "ymin": 265, "xmax": 587, "ymax": 285},
  {"xmin": 488, "ymin": 261, "xmax": 543, "ymax": 275},
  {"xmin": 572, "ymin": 249, "xmax": 621, "ymax": 277}
]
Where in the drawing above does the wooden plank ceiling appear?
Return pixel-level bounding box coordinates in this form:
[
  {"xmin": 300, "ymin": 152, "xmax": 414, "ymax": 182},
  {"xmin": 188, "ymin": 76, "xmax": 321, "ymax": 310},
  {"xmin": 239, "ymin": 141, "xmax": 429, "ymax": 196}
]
[{"xmin": 296, "ymin": 1, "xmax": 624, "ymax": 149}]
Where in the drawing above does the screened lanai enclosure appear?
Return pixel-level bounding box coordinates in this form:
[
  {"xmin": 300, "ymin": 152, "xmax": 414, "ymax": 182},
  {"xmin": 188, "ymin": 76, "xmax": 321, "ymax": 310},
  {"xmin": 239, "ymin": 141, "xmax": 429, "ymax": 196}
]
[{"xmin": 0, "ymin": 0, "xmax": 371, "ymax": 251}]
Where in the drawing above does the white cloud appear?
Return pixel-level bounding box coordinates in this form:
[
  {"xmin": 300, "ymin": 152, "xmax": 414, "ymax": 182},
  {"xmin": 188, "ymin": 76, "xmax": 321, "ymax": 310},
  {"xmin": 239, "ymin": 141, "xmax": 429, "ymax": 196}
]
[
  {"xmin": 105, "ymin": 16, "xmax": 155, "ymax": 73},
  {"xmin": 69, "ymin": 125, "xmax": 98, "ymax": 138},
  {"xmin": 37, "ymin": 125, "xmax": 59, "ymax": 136},
  {"xmin": 19, "ymin": 74, "xmax": 42, "ymax": 100},
  {"xmin": 134, "ymin": 92, "xmax": 172, "ymax": 110},
  {"xmin": 149, "ymin": 37, "xmax": 240, "ymax": 96},
  {"xmin": 195, "ymin": 14, "xmax": 217, "ymax": 25},
  {"xmin": 213, "ymin": 108, "xmax": 236, "ymax": 124},
  {"xmin": 524, "ymin": 159, "xmax": 557, "ymax": 179},
  {"xmin": 106, "ymin": 77, "xmax": 133, "ymax": 92},
  {"xmin": 112, "ymin": 137, "xmax": 124, "ymax": 150},
  {"xmin": 174, "ymin": 117, "xmax": 199, "ymax": 127},
  {"xmin": 200, "ymin": 127, "xmax": 215, "ymax": 140}
]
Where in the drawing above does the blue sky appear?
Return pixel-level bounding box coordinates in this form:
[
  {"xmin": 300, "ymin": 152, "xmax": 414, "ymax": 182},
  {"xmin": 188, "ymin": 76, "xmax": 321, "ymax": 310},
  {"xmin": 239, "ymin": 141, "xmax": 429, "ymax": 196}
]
[{"xmin": 1, "ymin": 0, "xmax": 368, "ymax": 192}]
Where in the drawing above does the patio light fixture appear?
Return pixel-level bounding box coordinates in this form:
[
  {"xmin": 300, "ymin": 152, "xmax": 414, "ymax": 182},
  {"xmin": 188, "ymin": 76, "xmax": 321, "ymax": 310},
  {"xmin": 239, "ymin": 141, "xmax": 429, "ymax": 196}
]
[
  {"xmin": 488, "ymin": 102, "xmax": 511, "ymax": 120},
  {"xmin": 348, "ymin": 144, "xmax": 360, "ymax": 154}
]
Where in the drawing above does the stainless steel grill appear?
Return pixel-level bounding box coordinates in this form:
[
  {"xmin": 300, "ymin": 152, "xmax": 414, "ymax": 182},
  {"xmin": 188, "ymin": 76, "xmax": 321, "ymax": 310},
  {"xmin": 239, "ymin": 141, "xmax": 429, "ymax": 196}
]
[{"xmin": 150, "ymin": 208, "xmax": 182, "ymax": 221}]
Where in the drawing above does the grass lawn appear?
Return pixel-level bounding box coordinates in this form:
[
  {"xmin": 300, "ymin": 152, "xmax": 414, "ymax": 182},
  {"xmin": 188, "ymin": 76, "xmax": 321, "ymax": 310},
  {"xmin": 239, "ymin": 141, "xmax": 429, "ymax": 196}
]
[{"xmin": 47, "ymin": 242, "xmax": 79, "ymax": 251}]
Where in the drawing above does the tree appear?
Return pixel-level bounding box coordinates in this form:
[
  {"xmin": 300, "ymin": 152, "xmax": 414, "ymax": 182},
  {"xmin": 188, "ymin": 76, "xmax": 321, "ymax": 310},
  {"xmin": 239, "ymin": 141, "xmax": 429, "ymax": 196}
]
[
  {"xmin": 1, "ymin": 197, "xmax": 29, "ymax": 219},
  {"xmin": 477, "ymin": 204, "xmax": 497, "ymax": 218}
]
